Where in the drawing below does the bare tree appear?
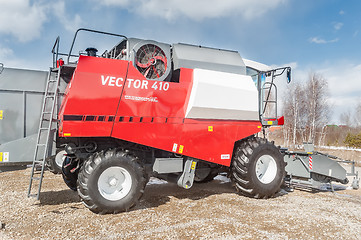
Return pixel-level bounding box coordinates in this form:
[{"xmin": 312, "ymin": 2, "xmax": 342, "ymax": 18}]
[
  {"xmin": 282, "ymin": 82, "xmax": 307, "ymax": 146},
  {"xmin": 305, "ymin": 73, "xmax": 331, "ymax": 144},
  {"xmin": 281, "ymin": 72, "xmax": 331, "ymax": 147},
  {"xmin": 354, "ymin": 101, "xmax": 361, "ymax": 128},
  {"xmin": 340, "ymin": 110, "xmax": 352, "ymax": 126}
]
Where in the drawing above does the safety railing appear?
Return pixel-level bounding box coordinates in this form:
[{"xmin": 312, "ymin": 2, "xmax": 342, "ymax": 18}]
[
  {"xmin": 51, "ymin": 28, "xmax": 128, "ymax": 68},
  {"xmin": 67, "ymin": 28, "xmax": 128, "ymax": 64}
]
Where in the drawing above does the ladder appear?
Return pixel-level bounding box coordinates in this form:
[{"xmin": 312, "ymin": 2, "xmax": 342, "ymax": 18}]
[{"xmin": 27, "ymin": 67, "xmax": 61, "ymax": 200}]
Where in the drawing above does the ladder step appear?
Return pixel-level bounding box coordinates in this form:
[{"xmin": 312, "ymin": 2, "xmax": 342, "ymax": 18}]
[
  {"xmin": 42, "ymin": 118, "xmax": 57, "ymax": 122},
  {"xmin": 31, "ymin": 177, "xmax": 41, "ymax": 181},
  {"xmin": 37, "ymin": 143, "xmax": 46, "ymax": 146}
]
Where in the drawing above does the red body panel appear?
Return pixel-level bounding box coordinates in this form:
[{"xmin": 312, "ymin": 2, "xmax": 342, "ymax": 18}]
[{"xmin": 59, "ymin": 56, "xmax": 262, "ymax": 166}]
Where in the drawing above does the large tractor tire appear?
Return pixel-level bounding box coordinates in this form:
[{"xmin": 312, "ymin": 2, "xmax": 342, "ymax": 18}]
[
  {"xmin": 46, "ymin": 150, "xmax": 66, "ymax": 174},
  {"xmin": 231, "ymin": 137, "xmax": 285, "ymax": 198},
  {"xmin": 77, "ymin": 149, "xmax": 147, "ymax": 214}
]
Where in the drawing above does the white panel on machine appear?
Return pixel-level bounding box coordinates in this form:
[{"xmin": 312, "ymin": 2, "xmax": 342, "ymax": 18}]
[{"xmin": 185, "ymin": 69, "xmax": 259, "ymax": 120}]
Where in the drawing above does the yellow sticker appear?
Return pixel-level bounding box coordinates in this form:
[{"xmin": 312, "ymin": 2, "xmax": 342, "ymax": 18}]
[
  {"xmin": 191, "ymin": 161, "xmax": 197, "ymax": 170},
  {"xmin": 267, "ymin": 121, "xmax": 273, "ymax": 125},
  {"xmin": 64, "ymin": 133, "xmax": 71, "ymax": 137},
  {"xmin": 0, "ymin": 152, "xmax": 2, "ymax": 162},
  {"xmin": 208, "ymin": 126, "xmax": 213, "ymax": 132},
  {"xmin": 257, "ymin": 126, "xmax": 262, "ymax": 128},
  {"xmin": 0, "ymin": 110, "xmax": 3, "ymax": 120},
  {"xmin": 179, "ymin": 145, "xmax": 184, "ymax": 154}
]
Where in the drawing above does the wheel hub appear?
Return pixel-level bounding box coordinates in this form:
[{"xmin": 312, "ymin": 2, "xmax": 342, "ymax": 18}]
[
  {"xmin": 98, "ymin": 167, "xmax": 132, "ymax": 201},
  {"xmin": 55, "ymin": 150, "xmax": 66, "ymax": 168},
  {"xmin": 108, "ymin": 177, "xmax": 118, "ymax": 187},
  {"xmin": 255, "ymin": 155, "xmax": 277, "ymax": 184}
]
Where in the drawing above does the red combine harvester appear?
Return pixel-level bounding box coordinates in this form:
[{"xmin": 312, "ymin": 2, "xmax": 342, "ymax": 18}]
[{"xmin": 28, "ymin": 29, "xmax": 291, "ymax": 213}]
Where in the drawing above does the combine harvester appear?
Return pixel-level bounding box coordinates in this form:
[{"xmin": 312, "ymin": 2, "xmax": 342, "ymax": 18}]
[{"xmin": 3, "ymin": 28, "xmax": 359, "ymax": 214}]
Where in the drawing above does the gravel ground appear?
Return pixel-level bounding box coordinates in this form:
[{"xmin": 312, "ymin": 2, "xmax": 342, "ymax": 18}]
[{"xmin": 0, "ymin": 168, "xmax": 360, "ymax": 240}]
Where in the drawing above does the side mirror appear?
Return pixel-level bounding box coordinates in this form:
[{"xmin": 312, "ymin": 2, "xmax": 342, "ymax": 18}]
[
  {"xmin": 0, "ymin": 63, "xmax": 3, "ymax": 74},
  {"xmin": 286, "ymin": 67, "xmax": 291, "ymax": 83}
]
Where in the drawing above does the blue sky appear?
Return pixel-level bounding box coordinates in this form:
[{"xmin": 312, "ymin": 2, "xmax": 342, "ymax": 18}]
[{"xmin": 0, "ymin": 0, "xmax": 360, "ymax": 123}]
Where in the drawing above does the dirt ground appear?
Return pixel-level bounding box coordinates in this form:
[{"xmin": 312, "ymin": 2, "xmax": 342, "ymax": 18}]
[{"xmin": 0, "ymin": 168, "xmax": 360, "ymax": 240}]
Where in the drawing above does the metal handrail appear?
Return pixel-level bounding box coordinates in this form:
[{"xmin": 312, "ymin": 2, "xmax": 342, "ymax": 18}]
[
  {"xmin": 0, "ymin": 63, "xmax": 3, "ymax": 74},
  {"xmin": 257, "ymin": 66, "xmax": 291, "ymax": 125},
  {"xmin": 51, "ymin": 36, "xmax": 60, "ymax": 68},
  {"xmin": 67, "ymin": 28, "xmax": 128, "ymax": 64},
  {"xmin": 261, "ymin": 81, "xmax": 277, "ymax": 118}
]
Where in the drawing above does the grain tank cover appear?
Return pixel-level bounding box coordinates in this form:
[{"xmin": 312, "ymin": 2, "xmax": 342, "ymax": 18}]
[{"xmin": 172, "ymin": 43, "xmax": 246, "ymax": 75}]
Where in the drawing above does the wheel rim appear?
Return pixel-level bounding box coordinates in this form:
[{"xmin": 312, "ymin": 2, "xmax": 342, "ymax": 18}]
[
  {"xmin": 55, "ymin": 150, "xmax": 66, "ymax": 168},
  {"xmin": 255, "ymin": 155, "xmax": 277, "ymax": 184},
  {"xmin": 97, "ymin": 167, "xmax": 132, "ymax": 201}
]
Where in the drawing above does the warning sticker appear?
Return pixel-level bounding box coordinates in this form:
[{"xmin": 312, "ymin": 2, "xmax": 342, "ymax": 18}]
[
  {"xmin": 0, "ymin": 110, "xmax": 3, "ymax": 120},
  {"xmin": 179, "ymin": 145, "xmax": 184, "ymax": 154},
  {"xmin": 172, "ymin": 143, "xmax": 178, "ymax": 152},
  {"xmin": 0, "ymin": 152, "xmax": 2, "ymax": 162},
  {"xmin": 3, "ymin": 152, "xmax": 9, "ymax": 162}
]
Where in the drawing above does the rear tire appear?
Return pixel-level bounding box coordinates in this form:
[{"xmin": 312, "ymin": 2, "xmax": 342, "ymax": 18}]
[
  {"xmin": 231, "ymin": 137, "xmax": 285, "ymax": 198},
  {"xmin": 77, "ymin": 149, "xmax": 147, "ymax": 214},
  {"xmin": 46, "ymin": 150, "xmax": 66, "ymax": 174}
]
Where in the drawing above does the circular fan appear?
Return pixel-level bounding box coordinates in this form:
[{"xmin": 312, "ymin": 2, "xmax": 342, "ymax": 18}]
[{"xmin": 135, "ymin": 44, "xmax": 168, "ymax": 80}]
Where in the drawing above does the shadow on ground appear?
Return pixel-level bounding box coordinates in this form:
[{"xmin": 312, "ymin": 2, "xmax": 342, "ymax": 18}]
[
  {"xmin": 36, "ymin": 178, "xmax": 290, "ymax": 212},
  {"xmin": 135, "ymin": 180, "xmax": 240, "ymax": 211},
  {"xmin": 38, "ymin": 189, "xmax": 80, "ymax": 205}
]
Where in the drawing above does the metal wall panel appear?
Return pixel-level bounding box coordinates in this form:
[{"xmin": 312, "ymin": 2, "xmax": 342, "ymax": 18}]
[
  {"xmin": 0, "ymin": 92, "xmax": 23, "ymax": 143},
  {"xmin": 0, "ymin": 67, "xmax": 48, "ymax": 164},
  {"xmin": 0, "ymin": 67, "xmax": 47, "ymax": 145}
]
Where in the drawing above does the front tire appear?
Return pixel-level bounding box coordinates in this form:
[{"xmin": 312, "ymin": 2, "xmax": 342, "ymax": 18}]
[
  {"xmin": 231, "ymin": 137, "xmax": 285, "ymax": 198},
  {"xmin": 77, "ymin": 149, "xmax": 147, "ymax": 214}
]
